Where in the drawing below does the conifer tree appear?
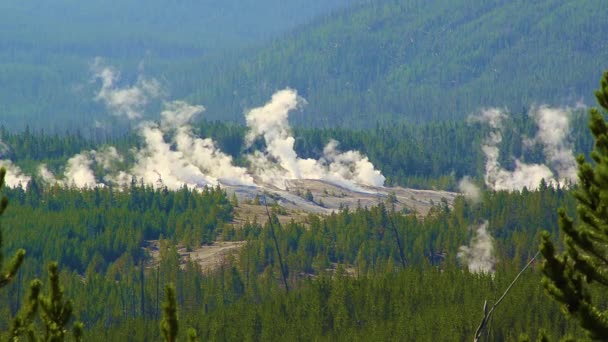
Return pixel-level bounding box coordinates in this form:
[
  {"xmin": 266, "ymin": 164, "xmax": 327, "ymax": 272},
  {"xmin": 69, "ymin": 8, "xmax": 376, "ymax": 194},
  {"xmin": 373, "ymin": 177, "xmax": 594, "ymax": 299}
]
[
  {"xmin": 540, "ymin": 71, "xmax": 608, "ymax": 339},
  {"xmin": 161, "ymin": 284, "xmax": 179, "ymax": 342},
  {"xmin": 39, "ymin": 262, "xmax": 80, "ymax": 341},
  {"xmin": 0, "ymin": 168, "xmax": 25, "ymax": 288},
  {"xmin": 8, "ymin": 263, "xmax": 84, "ymax": 341},
  {"xmin": 9, "ymin": 279, "xmax": 42, "ymax": 339}
]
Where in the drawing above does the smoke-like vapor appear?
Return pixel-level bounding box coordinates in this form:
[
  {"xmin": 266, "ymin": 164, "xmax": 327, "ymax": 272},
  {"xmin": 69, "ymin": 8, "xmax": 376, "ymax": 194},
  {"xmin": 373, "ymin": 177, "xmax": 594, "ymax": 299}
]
[
  {"xmin": 92, "ymin": 58, "xmax": 161, "ymax": 120},
  {"xmin": 64, "ymin": 153, "xmax": 99, "ymax": 188},
  {"xmin": 322, "ymin": 140, "xmax": 386, "ymax": 187},
  {"xmin": 458, "ymin": 176, "xmax": 481, "ymax": 203},
  {"xmin": 37, "ymin": 147, "xmax": 125, "ymax": 189},
  {"xmin": 125, "ymin": 122, "xmax": 216, "ymax": 190},
  {"xmin": 117, "ymin": 100, "xmax": 255, "ymax": 190},
  {"xmin": 467, "ymin": 107, "xmax": 506, "ymax": 130},
  {"xmin": 458, "ymin": 221, "xmax": 495, "ymax": 274},
  {"xmin": 245, "ymin": 88, "xmax": 385, "ymax": 190},
  {"xmin": 527, "ymin": 106, "xmax": 577, "ymax": 182},
  {"xmin": 7, "ymin": 64, "xmax": 385, "ymax": 194},
  {"xmin": 245, "ymin": 89, "xmax": 304, "ymax": 183},
  {"xmin": 0, "ymin": 160, "xmax": 31, "ymax": 188},
  {"xmin": 163, "ymin": 101, "xmax": 254, "ymax": 186},
  {"xmin": 472, "ymin": 107, "xmax": 576, "ymax": 191},
  {"xmin": 38, "ymin": 164, "xmax": 58, "ymax": 185},
  {"xmin": 0, "ymin": 141, "xmax": 10, "ymax": 157}
]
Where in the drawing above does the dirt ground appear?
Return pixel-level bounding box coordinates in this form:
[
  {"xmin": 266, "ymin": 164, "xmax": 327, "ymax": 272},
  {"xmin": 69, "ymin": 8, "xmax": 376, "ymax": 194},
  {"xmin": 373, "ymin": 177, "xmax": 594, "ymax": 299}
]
[
  {"xmin": 147, "ymin": 179, "xmax": 458, "ymax": 272},
  {"xmin": 145, "ymin": 240, "xmax": 246, "ymax": 272}
]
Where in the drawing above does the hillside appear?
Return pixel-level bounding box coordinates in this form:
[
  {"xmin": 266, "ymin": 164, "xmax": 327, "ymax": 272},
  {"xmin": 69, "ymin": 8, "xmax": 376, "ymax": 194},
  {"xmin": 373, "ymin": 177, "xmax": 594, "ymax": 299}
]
[
  {"xmin": 177, "ymin": 0, "xmax": 608, "ymax": 127},
  {"xmin": 0, "ymin": 0, "xmax": 352, "ymax": 130}
]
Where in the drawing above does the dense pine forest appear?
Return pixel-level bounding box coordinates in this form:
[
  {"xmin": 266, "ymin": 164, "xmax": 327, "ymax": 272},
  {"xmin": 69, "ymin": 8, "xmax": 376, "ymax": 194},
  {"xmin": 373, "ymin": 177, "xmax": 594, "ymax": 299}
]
[
  {"xmin": 2, "ymin": 0, "xmax": 608, "ymax": 130},
  {"xmin": 0, "ymin": 103, "xmax": 603, "ymax": 339},
  {"xmin": 0, "ymin": 109, "xmax": 594, "ymax": 189},
  {"xmin": 0, "ymin": 166, "xmax": 587, "ymax": 340}
]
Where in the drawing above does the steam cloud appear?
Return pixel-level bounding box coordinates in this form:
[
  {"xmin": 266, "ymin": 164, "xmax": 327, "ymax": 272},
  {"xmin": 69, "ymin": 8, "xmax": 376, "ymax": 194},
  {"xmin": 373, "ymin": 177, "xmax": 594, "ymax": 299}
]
[
  {"xmin": 0, "ymin": 160, "xmax": 31, "ymax": 188},
  {"xmin": 38, "ymin": 147, "xmax": 124, "ymax": 188},
  {"xmin": 526, "ymin": 106, "xmax": 578, "ymax": 181},
  {"xmin": 1, "ymin": 64, "xmax": 384, "ymax": 193},
  {"xmin": 92, "ymin": 58, "xmax": 161, "ymax": 120},
  {"xmin": 458, "ymin": 221, "xmax": 495, "ymax": 274},
  {"xmin": 472, "ymin": 107, "xmax": 577, "ymax": 191},
  {"xmin": 245, "ymin": 88, "xmax": 385, "ymax": 190},
  {"xmin": 458, "ymin": 176, "xmax": 481, "ymax": 203}
]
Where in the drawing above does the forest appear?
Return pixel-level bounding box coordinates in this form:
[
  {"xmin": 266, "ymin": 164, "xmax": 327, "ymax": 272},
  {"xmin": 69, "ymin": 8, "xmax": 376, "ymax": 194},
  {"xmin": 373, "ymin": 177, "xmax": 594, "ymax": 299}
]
[
  {"xmin": 2, "ymin": 0, "xmax": 608, "ymax": 130},
  {"xmin": 0, "ymin": 164, "xmax": 587, "ymax": 340},
  {"xmin": 1, "ymin": 89, "xmax": 607, "ymax": 339},
  {"xmin": 3, "ymin": 0, "xmax": 608, "ymax": 341}
]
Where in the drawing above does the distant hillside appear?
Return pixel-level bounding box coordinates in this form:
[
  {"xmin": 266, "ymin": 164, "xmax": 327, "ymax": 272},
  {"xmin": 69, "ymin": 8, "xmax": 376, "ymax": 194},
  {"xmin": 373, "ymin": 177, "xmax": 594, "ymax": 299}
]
[
  {"xmin": 177, "ymin": 0, "xmax": 608, "ymax": 127},
  {"xmin": 0, "ymin": 0, "xmax": 352, "ymax": 130}
]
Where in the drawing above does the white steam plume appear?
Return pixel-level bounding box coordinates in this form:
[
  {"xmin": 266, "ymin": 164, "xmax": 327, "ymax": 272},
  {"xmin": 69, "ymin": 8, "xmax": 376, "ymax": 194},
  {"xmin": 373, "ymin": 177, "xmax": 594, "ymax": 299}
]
[
  {"xmin": 245, "ymin": 88, "xmax": 385, "ymax": 190},
  {"xmin": 473, "ymin": 108, "xmax": 557, "ymax": 191},
  {"xmin": 92, "ymin": 58, "xmax": 161, "ymax": 120},
  {"xmin": 527, "ymin": 106, "xmax": 578, "ymax": 182},
  {"xmin": 458, "ymin": 221, "xmax": 495, "ymax": 274},
  {"xmin": 91, "ymin": 61, "xmax": 254, "ymax": 190},
  {"xmin": 322, "ymin": 140, "xmax": 386, "ymax": 187},
  {"xmin": 163, "ymin": 101, "xmax": 254, "ymax": 186},
  {"xmin": 119, "ymin": 100, "xmax": 254, "ymax": 190},
  {"xmin": 124, "ymin": 122, "xmax": 216, "ymax": 190},
  {"xmin": 458, "ymin": 176, "xmax": 481, "ymax": 203},
  {"xmin": 245, "ymin": 89, "xmax": 304, "ymax": 182},
  {"xmin": 38, "ymin": 147, "xmax": 125, "ymax": 189},
  {"xmin": 64, "ymin": 153, "xmax": 99, "ymax": 188},
  {"xmin": 0, "ymin": 160, "xmax": 31, "ymax": 188},
  {"xmin": 38, "ymin": 164, "xmax": 59, "ymax": 185},
  {"xmin": 34, "ymin": 66, "xmax": 386, "ymax": 193}
]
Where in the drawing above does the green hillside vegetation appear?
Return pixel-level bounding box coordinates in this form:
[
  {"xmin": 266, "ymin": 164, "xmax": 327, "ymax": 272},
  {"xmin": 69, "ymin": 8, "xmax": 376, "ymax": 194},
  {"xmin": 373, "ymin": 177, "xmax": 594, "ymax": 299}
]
[
  {"xmin": 1, "ymin": 109, "xmax": 592, "ymax": 190},
  {"xmin": 178, "ymin": 0, "xmax": 608, "ymax": 127},
  {"xmin": 0, "ymin": 108, "xmax": 597, "ymax": 338},
  {"xmin": 3, "ymin": 0, "xmax": 607, "ymax": 130},
  {"xmin": 0, "ymin": 172, "xmax": 586, "ymax": 340},
  {"xmin": 0, "ymin": 0, "xmax": 352, "ymax": 130}
]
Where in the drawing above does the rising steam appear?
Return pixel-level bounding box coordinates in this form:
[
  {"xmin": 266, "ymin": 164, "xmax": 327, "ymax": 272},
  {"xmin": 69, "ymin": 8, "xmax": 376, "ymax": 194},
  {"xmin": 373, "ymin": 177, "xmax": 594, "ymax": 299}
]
[
  {"xmin": 471, "ymin": 107, "xmax": 577, "ymax": 191},
  {"xmin": 458, "ymin": 176, "xmax": 481, "ymax": 203},
  {"xmin": 2, "ymin": 64, "xmax": 384, "ymax": 192},
  {"xmin": 458, "ymin": 221, "xmax": 495, "ymax": 274},
  {"xmin": 92, "ymin": 58, "xmax": 161, "ymax": 120},
  {"xmin": 526, "ymin": 106, "xmax": 578, "ymax": 181},
  {"xmin": 38, "ymin": 147, "xmax": 125, "ymax": 188},
  {"xmin": 245, "ymin": 88, "xmax": 385, "ymax": 190},
  {"xmin": 0, "ymin": 160, "xmax": 31, "ymax": 188}
]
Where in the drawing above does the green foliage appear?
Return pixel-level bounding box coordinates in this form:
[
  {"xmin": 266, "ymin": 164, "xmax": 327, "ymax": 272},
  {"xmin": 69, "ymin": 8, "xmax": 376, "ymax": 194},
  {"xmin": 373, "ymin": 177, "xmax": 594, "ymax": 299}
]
[
  {"xmin": 0, "ymin": 110, "xmax": 600, "ymax": 339},
  {"xmin": 0, "ymin": 168, "xmax": 25, "ymax": 289},
  {"xmin": 181, "ymin": 0, "xmax": 608, "ymax": 128},
  {"xmin": 304, "ymin": 189, "xmax": 314, "ymax": 202},
  {"xmin": 161, "ymin": 284, "xmax": 178, "ymax": 342},
  {"xmin": 541, "ymin": 72, "xmax": 608, "ymax": 340},
  {"xmin": 7, "ymin": 263, "xmax": 83, "ymax": 342},
  {"xmin": 39, "ymin": 263, "xmax": 77, "ymax": 341},
  {"xmin": 0, "ymin": 0, "xmax": 351, "ymax": 130},
  {"xmin": 9, "ymin": 279, "xmax": 41, "ymax": 340}
]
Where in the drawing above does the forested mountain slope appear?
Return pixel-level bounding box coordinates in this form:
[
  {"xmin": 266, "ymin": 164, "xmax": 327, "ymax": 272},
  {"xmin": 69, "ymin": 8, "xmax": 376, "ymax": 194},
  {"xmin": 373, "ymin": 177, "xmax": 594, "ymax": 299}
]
[
  {"xmin": 178, "ymin": 0, "xmax": 608, "ymax": 127},
  {"xmin": 4, "ymin": 0, "xmax": 606, "ymax": 131},
  {"xmin": 0, "ymin": 0, "xmax": 352, "ymax": 130}
]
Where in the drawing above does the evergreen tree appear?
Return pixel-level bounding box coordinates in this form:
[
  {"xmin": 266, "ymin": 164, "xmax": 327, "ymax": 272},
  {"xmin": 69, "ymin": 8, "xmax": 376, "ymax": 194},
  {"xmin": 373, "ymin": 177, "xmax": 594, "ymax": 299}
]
[
  {"xmin": 540, "ymin": 71, "xmax": 608, "ymax": 339},
  {"xmin": 161, "ymin": 284, "xmax": 178, "ymax": 342},
  {"xmin": 39, "ymin": 262, "xmax": 81, "ymax": 341},
  {"xmin": 0, "ymin": 168, "xmax": 25, "ymax": 288}
]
